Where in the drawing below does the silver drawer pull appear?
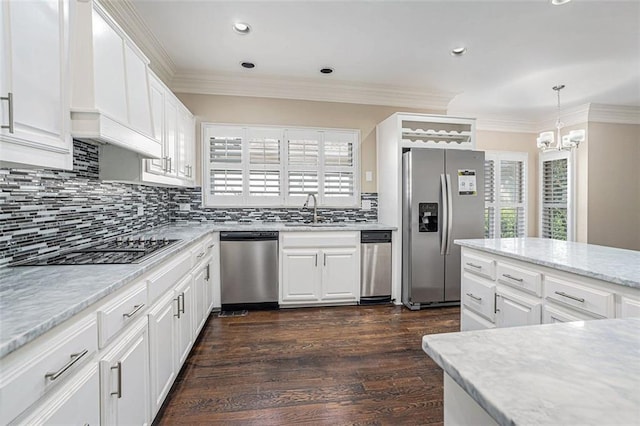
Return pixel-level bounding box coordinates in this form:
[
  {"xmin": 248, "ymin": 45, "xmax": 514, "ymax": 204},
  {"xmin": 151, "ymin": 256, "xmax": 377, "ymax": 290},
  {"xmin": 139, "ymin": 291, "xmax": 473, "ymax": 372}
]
[
  {"xmin": 466, "ymin": 262, "xmax": 482, "ymax": 269},
  {"xmin": 123, "ymin": 303, "xmax": 145, "ymax": 318},
  {"xmin": 1, "ymin": 92, "xmax": 14, "ymax": 133},
  {"xmin": 555, "ymin": 291, "xmax": 585, "ymax": 303},
  {"xmin": 197, "ymin": 252, "xmax": 205, "ymax": 258},
  {"xmin": 110, "ymin": 361, "xmax": 122, "ymax": 398},
  {"xmin": 466, "ymin": 293, "xmax": 482, "ymax": 302},
  {"xmin": 45, "ymin": 349, "xmax": 89, "ymax": 381},
  {"xmin": 207, "ymin": 244, "xmax": 215, "ymax": 249},
  {"xmin": 502, "ymin": 274, "xmax": 524, "ymax": 283},
  {"xmin": 174, "ymin": 296, "xmax": 181, "ymax": 318}
]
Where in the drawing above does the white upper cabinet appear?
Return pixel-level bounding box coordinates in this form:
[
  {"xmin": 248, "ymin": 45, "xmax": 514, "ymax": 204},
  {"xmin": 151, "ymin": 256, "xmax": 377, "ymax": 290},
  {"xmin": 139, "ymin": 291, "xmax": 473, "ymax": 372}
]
[
  {"xmin": 70, "ymin": 0, "xmax": 160, "ymax": 158},
  {"xmin": 0, "ymin": 0, "xmax": 73, "ymax": 170}
]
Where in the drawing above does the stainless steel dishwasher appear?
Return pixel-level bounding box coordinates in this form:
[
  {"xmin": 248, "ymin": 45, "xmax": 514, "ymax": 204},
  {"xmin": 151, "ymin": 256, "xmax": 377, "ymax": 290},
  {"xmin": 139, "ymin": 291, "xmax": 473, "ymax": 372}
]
[
  {"xmin": 360, "ymin": 230, "xmax": 392, "ymax": 304},
  {"xmin": 219, "ymin": 231, "xmax": 279, "ymax": 310}
]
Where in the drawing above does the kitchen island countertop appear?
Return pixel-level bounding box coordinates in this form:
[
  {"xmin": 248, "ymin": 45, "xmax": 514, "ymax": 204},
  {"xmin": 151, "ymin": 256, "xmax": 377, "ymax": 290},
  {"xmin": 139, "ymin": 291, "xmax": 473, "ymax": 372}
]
[
  {"xmin": 422, "ymin": 318, "xmax": 640, "ymax": 425},
  {"xmin": 0, "ymin": 221, "xmax": 395, "ymax": 358},
  {"xmin": 455, "ymin": 238, "xmax": 640, "ymax": 289}
]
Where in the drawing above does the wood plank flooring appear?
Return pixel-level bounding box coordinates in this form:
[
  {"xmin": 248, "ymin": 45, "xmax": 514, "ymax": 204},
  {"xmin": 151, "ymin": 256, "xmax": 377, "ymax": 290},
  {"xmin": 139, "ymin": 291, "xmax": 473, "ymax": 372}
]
[{"xmin": 155, "ymin": 305, "xmax": 460, "ymax": 425}]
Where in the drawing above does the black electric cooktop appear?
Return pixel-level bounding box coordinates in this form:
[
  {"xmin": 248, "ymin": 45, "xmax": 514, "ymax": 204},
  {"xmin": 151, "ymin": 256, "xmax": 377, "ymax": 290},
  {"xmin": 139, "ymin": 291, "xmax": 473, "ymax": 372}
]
[{"xmin": 16, "ymin": 237, "xmax": 180, "ymax": 266}]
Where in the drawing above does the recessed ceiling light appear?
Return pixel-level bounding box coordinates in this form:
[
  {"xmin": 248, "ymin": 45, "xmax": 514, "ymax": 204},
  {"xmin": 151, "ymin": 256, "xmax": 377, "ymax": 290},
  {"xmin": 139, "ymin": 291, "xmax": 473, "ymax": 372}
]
[
  {"xmin": 451, "ymin": 47, "xmax": 467, "ymax": 56},
  {"xmin": 320, "ymin": 67, "xmax": 334, "ymax": 74},
  {"xmin": 240, "ymin": 62, "xmax": 255, "ymax": 69},
  {"xmin": 551, "ymin": 0, "xmax": 572, "ymax": 5},
  {"xmin": 233, "ymin": 22, "xmax": 251, "ymax": 35}
]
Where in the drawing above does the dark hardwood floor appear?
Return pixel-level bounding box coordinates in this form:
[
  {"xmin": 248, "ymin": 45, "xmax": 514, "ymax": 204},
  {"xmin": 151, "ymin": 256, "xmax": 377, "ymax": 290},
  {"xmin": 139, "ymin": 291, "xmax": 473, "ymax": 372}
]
[{"xmin": 155, "ymin": 305, "xmax": 460, "ymax": 425}]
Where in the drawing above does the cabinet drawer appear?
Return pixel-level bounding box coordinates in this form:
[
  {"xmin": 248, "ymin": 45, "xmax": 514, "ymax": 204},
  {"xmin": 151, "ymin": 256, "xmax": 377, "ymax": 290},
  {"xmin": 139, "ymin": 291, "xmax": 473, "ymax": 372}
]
[
  {"xmin": 462, "ymin": 252, "xmax": 496, "ymax": 280},
  {"xmin": 461, "ymin": 308, "xmax": 496, "ymax": 331},
  {"xmin": 619, "ymin": 296, "xmax": 640, "ymax": 318},
  {"xmin": 97, "ymin": 281, "xmax": 148, "ymax": 348},
  {"xmin": 461, "ymin": 272, "xmax": 495, "ymax": 322},
  {"xmin": 0, "ymin": 316, "xmax": 98, "ymax": 424},
  {"xmin": 496, "ymin": 262, "xmax": 542, "ymax": 296},
  {"xmin": 191, "ymin": 235, "xmax": 215, "ymax": 266},
  {"xmin": 147, "ymin": 251, "xmax": 191, "ymax": 303},
  {"xmin": 542, "ymin": 304, "xmax": 600, "ymax": 324},
  {"xmin": 282, "ymin": 231, "xmax": 358, "ymax": 248},
  {"xmin": 544, "ymin": 275, "xmax": 614, "ymax": 318}
]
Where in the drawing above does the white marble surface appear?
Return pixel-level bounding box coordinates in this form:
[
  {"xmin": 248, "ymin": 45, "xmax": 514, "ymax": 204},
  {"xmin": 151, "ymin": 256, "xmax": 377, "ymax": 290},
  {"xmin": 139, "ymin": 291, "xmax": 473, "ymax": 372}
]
[
  {"xmin": 423, "ymin": 318, "xmax": 640, "ymax": 425},
  {"xmin": 455, "ymin": 238, "xmax": 640, "ymax": 289},
  {"xmin": 0, "ymin": 221, "xmax": 394, "ymax": 358}
]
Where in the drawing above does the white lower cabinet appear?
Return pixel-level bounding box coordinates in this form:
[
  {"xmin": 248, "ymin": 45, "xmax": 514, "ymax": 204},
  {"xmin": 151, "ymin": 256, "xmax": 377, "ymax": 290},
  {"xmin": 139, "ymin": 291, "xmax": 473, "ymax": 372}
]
[
  {"xmin": 281, "ymin": 249, "xmax": 322, "ymax": 303},
  {"xmin": 495, "ymin": 289, "xmax": 541, "ymax": 328},
  {"xmin": 147, "ymin": 291, "xmax": 177, "ymax": 417},
  {"xmin": 321, "ymin": 248, "xmax": 359, "ymax": 301},
  {"xmin": 619, "ymin": 295, "xmax": 640, "ymax": 318},
  {"xmin": 100, "ymin": 317, "xmax": 150, "ymax": 426},
  {"xmin": 542, "ymin": 304, "xmax": 599, "ymax": 324},
  {"xmin": 11, "ymin": 363, "xmax": 100, "ymax": 426},
  {"xmin": 175, "ymin": 275, "xmax": 194, "ymax": 366}
]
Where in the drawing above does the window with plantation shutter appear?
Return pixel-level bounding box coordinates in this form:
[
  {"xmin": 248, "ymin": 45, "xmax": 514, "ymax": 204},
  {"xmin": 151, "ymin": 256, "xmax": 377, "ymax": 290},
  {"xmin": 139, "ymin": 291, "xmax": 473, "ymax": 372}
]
[
  {"xmin": 202, "ymin": 124, "xmax": 359, "ymax": 207},
  {"xmin": 484, "ymin": 152, "xmax": 527, "ymax": 239},
  {"xmin": 539, "ymin": 151, "xmax": 573, "ymax": 241}
]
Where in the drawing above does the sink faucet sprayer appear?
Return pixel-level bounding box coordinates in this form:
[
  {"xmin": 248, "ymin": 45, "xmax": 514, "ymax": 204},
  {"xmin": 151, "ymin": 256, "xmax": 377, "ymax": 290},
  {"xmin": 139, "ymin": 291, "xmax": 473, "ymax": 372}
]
[{"xmin": 303, "ymin": 193, "xmax": 318, "ymax": 223}]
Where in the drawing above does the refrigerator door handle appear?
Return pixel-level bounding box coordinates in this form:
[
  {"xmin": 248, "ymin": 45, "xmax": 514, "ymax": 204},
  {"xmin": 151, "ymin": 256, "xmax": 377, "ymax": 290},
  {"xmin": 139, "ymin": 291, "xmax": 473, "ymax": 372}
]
[
  {"xmin": 440, "ymin": 173, "xmax": 448, "ymax": 255},
  {"xmin": 445, "ymin": 173, "xmax": 453, "ymax": 255}
]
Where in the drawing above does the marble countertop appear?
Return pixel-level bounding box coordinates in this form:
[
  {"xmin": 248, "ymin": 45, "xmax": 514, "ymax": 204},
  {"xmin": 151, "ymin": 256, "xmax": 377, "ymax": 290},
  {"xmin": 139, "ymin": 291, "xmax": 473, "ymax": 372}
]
[
  {"xmin": 455, "ymin": 238, "xmax": 640, "ymax": 289},
  {"xmin": 0, "ymin": 221, "xmax": 394, "ymax": 358},
  {"xmin": 423, "ymin": 318, "xmax": 640, "ymax": 425}
]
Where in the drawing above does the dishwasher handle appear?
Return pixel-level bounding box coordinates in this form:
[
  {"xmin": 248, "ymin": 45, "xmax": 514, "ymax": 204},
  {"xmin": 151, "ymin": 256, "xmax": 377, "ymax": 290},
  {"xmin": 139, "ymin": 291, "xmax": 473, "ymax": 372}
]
[{"xmin": 220, "ymin": 231, "xmax": 279, "ymax": 241}]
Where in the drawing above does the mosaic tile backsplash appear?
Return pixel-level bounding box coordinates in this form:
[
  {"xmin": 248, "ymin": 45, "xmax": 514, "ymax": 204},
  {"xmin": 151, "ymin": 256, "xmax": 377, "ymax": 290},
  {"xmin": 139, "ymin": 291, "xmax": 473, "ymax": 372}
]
[{"xmin": 0, "ymin": 140, "xmax": 377, "ymax": 266}]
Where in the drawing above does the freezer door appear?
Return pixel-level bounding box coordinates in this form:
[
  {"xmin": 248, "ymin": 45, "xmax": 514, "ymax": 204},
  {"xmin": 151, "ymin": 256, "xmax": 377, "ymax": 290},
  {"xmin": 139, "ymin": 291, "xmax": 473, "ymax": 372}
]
[
  {"xmin": 402, "ymin": 149, "xmax": 446, "ymax": 307},
  {"xmin": 444, "ymin": 150, "xmax": 485, "ymax": 301}
]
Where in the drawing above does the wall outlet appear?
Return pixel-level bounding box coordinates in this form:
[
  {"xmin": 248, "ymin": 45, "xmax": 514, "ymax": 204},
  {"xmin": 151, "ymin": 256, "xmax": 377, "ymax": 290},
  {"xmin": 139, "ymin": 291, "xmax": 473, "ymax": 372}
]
[
  {"xmin": 361, "ymin": 200, "xmax": 372, "ymax": 211},
  {"xmin": 179, "ymin": 203, "xmax": 191, "ymax": 211},
  {"xmin": 137, "ymin": 205, "xmax": 144, "ymax": 216}
]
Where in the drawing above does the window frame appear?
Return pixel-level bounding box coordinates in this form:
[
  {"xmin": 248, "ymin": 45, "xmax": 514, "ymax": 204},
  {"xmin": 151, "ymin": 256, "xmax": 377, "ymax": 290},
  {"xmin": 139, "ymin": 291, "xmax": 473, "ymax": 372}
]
[
  {"xmin": 538, "ymin": 149, "xmax": 575, "ymax": 241},
  {"xmin": 484, "ymin": 151, "xmax": 528, "ymax": 239},
  {"xmin": 202, "ymin": 123, "xmax": 360, "ymax": 208}
]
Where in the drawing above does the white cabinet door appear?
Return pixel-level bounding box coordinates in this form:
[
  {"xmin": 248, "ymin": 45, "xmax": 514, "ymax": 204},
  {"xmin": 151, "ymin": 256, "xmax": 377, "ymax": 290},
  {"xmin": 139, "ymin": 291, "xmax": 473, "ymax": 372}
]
[
  {"xmin": 147, "ymin": 292, "xmax": 176, "ymax": 417},
  {"xmin": 495, "ymin": 291, "xmax": 541, "ymax": 328},
  {"xmin": 175, "ymin": 275, "xmax": 194, "ymax": 366},
  {"xmin": 147, "ymin": 72, "xmax": 165, "ymax": 175},
  {"xmin": 100, "ymin": 317, "xmax": 150, "ymax": 426},
  {"xmin": 194, "ymin": 267, "xmax": 207, "ymax": 334},
  {"xmin": 281, "ymin": 249, "xmax": 321, "ymax": 303},
  {"xmin": 619, "ymin": 296, "xmax": 640, "ymax": 318},
  {"xmin": 164, "ymin": 95, "xmax": 178, "ymax": 177},
  {"xmin": 0, "ymin": 0, "xmax": 72, "ymax": 170},
  {"xmin": 176, "ymin": 105, "xmax": 191, "ymax": 180},
  {"xmin": 205, "ymin": 254, "xmax": 218, "ymax": 312},
  {"xmin": 321, "ymin": 248, "xmax": 358, "ymax": 301}
]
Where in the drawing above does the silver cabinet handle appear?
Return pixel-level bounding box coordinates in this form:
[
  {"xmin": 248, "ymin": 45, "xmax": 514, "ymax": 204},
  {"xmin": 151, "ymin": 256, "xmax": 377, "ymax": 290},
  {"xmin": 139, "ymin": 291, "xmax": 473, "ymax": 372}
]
[
  {"xmin": 315, "ymin": 254, "xmax": 318, "ymax": 267},
  {"xmin": 180, "ymin": 292, "xmax": 185, "ymax": 314},
  {"xmin": 466, "ymin": 262, "xmax": 482, "ymax": 269},
  {"xmin": 555, "ymin": 291, "xmax": 585, "ymax": 303},
  {"xmin": 162, "ymin": 156, "xmax": 168, "ymax": 172},
  {"xmin": 502, "ymin": 274, "xmax": 523, "ymax": 283},
  {"xmin": 168, "ymin": 157, "xmax": 172, "ymax": 173},
  {"xmin": 323, "ymin": 253, "xmax": 326, "ymax": 266},
  {"xmin": 110, "ymin": 361, "xmax": 122, "ymax": 398},
  {"xmin": 207, "ymin": 243, "xmax": 215, "ymax": 249},
  {"xmin": 1, "ymin": 92, "xmax": 14, "ymax": 133},
  {"xmin": 45, "ymin": 349, "xmax": 89, "ymax": 381},
  {"xmin": 174, "ymin": 296, "xmax": 181, "ymax": 318},
  {"xmin": 197, "ymin": 251, "xmax": 205, "ymax": 258},
  {"xmin": 205, "ymin": 264, "xmax": 210, "ymax": 281},
  {"xmin": 123, "ymin": 303, "xmax": 145, "ymax": 318},
  {"xmin": 466, "ymin": 293, "xmax": 482, "ymax": 302}
]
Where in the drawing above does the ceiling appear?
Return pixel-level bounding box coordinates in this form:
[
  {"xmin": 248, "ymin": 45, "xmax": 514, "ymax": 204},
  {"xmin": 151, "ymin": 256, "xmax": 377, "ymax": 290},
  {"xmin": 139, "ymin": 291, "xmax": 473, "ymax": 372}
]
[{"xmin": 125, "ymin": 0, "xmax": 640, "ymax": 123}]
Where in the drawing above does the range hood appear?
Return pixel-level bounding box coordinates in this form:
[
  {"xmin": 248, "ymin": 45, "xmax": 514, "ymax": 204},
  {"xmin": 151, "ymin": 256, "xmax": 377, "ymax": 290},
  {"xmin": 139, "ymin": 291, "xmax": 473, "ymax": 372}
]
[{"xmin": 70, "ymin": 0, "xmax": 161, "ymax": 159}]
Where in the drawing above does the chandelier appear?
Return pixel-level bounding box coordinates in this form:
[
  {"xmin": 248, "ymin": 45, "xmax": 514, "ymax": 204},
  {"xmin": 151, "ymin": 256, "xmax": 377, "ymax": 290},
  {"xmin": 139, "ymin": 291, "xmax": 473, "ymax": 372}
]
[{"xmin": 536, "ymin": 84, "xmax": 585, "ymax": 152}]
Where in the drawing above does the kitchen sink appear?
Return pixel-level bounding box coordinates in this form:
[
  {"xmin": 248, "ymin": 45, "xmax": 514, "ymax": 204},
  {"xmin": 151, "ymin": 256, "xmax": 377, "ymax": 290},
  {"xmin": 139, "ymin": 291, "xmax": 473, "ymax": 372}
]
[{"xmin": 284, "ymin": 223, "xmax": 347, "ymax": 227}]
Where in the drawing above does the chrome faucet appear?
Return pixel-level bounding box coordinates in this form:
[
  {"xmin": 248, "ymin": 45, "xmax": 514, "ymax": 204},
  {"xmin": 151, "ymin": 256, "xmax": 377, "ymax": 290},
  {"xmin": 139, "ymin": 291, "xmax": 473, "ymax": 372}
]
[{"xmin": 303, "ymin": 193, "xmax": 318, "ymax": 223}]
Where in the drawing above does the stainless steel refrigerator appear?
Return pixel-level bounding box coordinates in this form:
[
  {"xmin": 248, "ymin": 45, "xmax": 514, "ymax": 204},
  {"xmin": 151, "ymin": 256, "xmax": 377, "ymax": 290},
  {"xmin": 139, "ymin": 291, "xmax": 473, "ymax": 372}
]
[{"xmin": 402, "ymin": 148, "xmax": 485, "ymax": 309}]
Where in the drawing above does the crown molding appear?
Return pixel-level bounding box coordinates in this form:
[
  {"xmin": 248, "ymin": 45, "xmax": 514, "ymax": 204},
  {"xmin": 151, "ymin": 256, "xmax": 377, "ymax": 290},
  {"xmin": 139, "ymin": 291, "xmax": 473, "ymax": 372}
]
[
  {"xmin": 97, "ymin": 0, "xmax": 176, "ymax": 84},
  {"xmin": 536, "ymin": 103, "xmax": 591, "ymax": 131},
  {"xmin": 588, "ymin": 104, "xmax": 640, "ymax": 125},
  {"xmin": 170, "ymin": 71, "xmax": 453, "ymax": 111},
  {"xmin": 471, "ymin": 116, "xmax": 538, "ymax": 133}
]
